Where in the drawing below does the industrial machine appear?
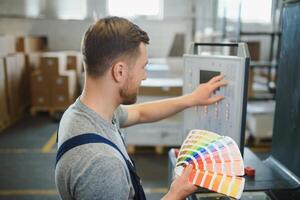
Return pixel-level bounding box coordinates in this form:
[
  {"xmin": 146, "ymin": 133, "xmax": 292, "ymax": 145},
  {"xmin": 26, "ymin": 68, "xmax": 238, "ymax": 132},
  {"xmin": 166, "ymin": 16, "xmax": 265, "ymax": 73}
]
[
  {"xmin": 169, "ymin": 2, "xmax": 300, "ymax": 198},
  {"xmin": 183, "ymin": 43, "xmax": 250, "ymax": 153}
]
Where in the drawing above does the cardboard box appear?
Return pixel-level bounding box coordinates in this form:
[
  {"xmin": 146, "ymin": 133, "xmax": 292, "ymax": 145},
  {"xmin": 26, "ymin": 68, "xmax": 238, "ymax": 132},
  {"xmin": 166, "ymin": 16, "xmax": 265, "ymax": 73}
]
[
  {"xmin": 29, "ymin": 53, "xmax": 77, "ymax": 109},
  {"xmin": 39, "ymin": 53, "xmax": 66, "ymax": 76},
  {"xmin": 15, "ymin": 53, "xmax": 29, "ymax": 109},
  {"xmin": 30, "ymin": 71, "xmax": 51, "ymax": 107},
  {"xmin": 139, "ymin": 78, "xmax": 182, "ymax": 96},
  {"xmin": 4, "ymin": 55, "xmax": 19, "ymax": 118},
  {"xmin": 25, "ymin": 52, "xmax": 42, "ymax": 72},
  {"xmin": 0, "ymin": 57, "xmax": 9, "ymax": 123},
  {"xmin": 229, "ymin": 41, "xmax": 260, "ymax": 61},
  {"xmin": 3, "ymin": 53, "xmax": 29, "ymax": 119},
  {"xmin": 31, "ymin": 90, "xmax": 51, "ymax": 107},
  {"xmin": 16, "ymin": 36, "xmax": 47, "ymax": 53},
  {"xmin": 248, "ymin": 67, "xmax": 254, "ymax": 98},
  {"xmin": 26, "ymin": 51, "xmax": 80, "ymax": 74},
  {"xmin": 0, "ymin": 35, "xmax": 16, "ymax": 55},
  {"xmin": 67, "ymin": 55, "xmax": 81, "ymax": 71},
  {"xmin": 139, "ymin": 86, "xmax": 182, "ymax": 96},
  {"xmin": 65, "ymin": 51, "xmax": 82, "ymax": 74},
  {"xmin": 30, "ymin": 71, "xmax": 49, "ymax": 94},
  {"xmin": 65, "ymin": 51, "xmax": 83, "ymax": 96},
  {"xmin": 52, "ymin": 71, "xmax": 76, "ymax": 93},
  {"xmin": 29, "ymin": 52, "xmax": 80, "ymax": 110},
  {"xmin": 52, "ymin": 93, "xmax": 71, "ymax": 108},
  {"xmin": 247, "ymin": 41, "xmax": 260, "ymax": 61},
  {"xmin": 51, "ymin": 71, "xmax": 77, "ymax": 107}
]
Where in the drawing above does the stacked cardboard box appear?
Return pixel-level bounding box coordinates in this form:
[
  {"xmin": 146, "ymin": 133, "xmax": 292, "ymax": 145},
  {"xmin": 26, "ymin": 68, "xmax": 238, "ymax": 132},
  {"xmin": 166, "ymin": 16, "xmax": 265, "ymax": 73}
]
[
  {"xmin": 1, "ymin": 54, "xmax": 27, "ymax": 122},
  {"xmin": 16, "ymin": 36, "xmax": 47, "ymax": 53},
  {"xmin": 24, "ymin": 52, "xmax": 42, "ymax": 72},
  {"xmin": 0, "ymin": 35, "xmax": 49, "ymax": 130},
  {"xmin": 0, "ymin": 57, "xmax": 9, "ymax": 126},
  {"xmin": 30, "ymin": 71, "xmax": 50, "ymax": 107},
  {"xmin": 65, "ymin": 51, "xmax": 82, "ymax": 76},
  {"xmin": 52, "ymin": 71, "xmax": 76, "ymax": 108},
  {"xmin": 15, "ymin": 36, "xmax": 47, "ymax": 73},
  {"xmin": 65, "ymin": 51, "xmax": 83, "ymax": 95},
  {"xmin": 16, "ymin": 53, "xmax": 29, "ymax": 111},
  {"xmin": 247, "ymin": 41, "xmax": 261, "ymax": 98},
  {"xmin": 30, "ymin": 52, "xmax": 77, "ymax": 111}
]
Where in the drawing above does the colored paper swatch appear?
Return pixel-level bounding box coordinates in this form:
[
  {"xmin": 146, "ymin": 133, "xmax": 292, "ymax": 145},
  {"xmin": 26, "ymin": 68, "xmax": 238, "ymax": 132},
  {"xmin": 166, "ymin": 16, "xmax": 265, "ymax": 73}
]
[{"xmin": 175, "ymin": 129, "xmax": 245, "ymax": 199}]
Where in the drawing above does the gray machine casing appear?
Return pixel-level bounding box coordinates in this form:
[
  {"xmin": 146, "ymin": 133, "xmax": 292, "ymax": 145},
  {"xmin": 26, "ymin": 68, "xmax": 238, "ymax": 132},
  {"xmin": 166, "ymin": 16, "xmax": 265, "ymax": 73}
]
[{"xmin": 182, "ymin": 43, "xmax": 250, "ymax": 154}]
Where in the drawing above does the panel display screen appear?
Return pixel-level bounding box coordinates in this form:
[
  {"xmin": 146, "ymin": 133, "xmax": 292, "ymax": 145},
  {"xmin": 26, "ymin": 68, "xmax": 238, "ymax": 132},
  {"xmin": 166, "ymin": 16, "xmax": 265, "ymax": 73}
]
[
  {"xmin": 200, "ymin": 70, "xmax": 221, "ymax": 91},
  {"xmin": 199, "ymin": 70, "xmax": 221, "ymax": 84}
]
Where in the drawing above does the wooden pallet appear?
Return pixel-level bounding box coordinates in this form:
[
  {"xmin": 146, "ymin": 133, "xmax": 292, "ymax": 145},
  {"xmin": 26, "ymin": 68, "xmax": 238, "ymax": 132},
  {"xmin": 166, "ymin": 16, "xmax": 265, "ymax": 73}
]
[
  {"xmin": 253, "ymin": 137, "xmax": 272, "ymax": 147},
  {"xmin": 246, "ymin": 135, "xmax": 272, "ymax": 147},
  {"xmin": 30, "ymin": 106, "xmax": 67, "ymax": 117},
  {"xmin": 0, "ymin": 119, "xmax": 11, "ymax": 132},
  {"xmin": 126, "ymin": 145, "xmax": 177, "ymax": 155}
]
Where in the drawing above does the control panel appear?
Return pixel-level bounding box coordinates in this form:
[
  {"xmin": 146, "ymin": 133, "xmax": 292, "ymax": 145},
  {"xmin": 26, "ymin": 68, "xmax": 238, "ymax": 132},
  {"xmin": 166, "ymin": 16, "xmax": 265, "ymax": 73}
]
[{"xmin": 183, "ymin": 43, "xmax": 250, "ymax": 153}]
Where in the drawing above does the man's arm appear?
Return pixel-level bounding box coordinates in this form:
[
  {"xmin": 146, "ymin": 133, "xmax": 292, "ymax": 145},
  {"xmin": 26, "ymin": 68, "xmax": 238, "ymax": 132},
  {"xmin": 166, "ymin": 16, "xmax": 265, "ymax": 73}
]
[{"xmin": 122, "ymin": 75, "xmax": 227, "ymax": 128}]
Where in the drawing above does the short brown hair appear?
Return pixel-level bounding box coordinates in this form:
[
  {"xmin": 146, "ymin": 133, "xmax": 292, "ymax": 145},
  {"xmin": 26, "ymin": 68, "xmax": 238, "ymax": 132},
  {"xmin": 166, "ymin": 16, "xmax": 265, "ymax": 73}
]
[{"xmin": 81, "ymin": 16, "xmax": 149, "ymax": 78}]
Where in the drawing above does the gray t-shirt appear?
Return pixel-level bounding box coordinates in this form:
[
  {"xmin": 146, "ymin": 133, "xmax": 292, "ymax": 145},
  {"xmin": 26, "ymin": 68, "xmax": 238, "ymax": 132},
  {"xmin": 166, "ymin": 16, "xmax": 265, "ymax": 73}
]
[{"xmin": 55, "ymin": 98, "xmax": 135, "ymax": 200}]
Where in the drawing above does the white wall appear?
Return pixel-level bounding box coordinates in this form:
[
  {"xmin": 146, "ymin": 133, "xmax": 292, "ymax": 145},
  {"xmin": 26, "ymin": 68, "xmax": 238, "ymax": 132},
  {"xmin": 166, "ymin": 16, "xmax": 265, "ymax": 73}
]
[
  {"xmin": 0, "ymin": 0, "xmax": 193, "ymax": 58},
  {"xmin": 0, "ymin": 0, "xmax": 276, "ymax": 60},
  {"xmin": 0, "ymin": 18, "xmax": 89, "ymax": 51}
]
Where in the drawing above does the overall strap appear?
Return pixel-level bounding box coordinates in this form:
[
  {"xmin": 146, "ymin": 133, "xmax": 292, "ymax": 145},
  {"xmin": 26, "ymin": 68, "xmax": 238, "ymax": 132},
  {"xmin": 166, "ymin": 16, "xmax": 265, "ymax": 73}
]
[{"xmin": 56, "ymin": 133, "xmax": 128, "ymax": 165}]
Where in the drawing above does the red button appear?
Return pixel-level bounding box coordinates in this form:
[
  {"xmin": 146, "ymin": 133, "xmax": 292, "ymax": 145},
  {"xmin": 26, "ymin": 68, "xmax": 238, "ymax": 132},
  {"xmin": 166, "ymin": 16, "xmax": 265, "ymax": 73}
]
[{"xmin": 245, "ymin": 166, "xmax": 255, "ymax": 177}]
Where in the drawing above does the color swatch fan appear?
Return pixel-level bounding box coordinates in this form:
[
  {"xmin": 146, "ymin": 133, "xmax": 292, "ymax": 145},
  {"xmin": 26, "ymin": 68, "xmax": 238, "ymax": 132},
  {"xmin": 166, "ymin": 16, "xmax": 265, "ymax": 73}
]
[{"xmin": 175, "ymin": 130, "xmax": 245, "ymax": 199}]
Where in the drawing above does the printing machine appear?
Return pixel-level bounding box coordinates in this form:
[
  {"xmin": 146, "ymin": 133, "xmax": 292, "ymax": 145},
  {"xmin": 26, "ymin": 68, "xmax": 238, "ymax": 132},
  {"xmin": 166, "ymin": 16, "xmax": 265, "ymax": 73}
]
[{"xmin": 168, "ymin": 2, "xmax": 300, "ymax": 199}]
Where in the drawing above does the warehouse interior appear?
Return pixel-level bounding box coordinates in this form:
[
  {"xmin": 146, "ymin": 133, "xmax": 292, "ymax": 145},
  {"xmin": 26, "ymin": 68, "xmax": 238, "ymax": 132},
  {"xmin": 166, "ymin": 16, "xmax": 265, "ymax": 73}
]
[{"xmin": 0, "ymin": 0, "xmax": 300, "ymax": 199}]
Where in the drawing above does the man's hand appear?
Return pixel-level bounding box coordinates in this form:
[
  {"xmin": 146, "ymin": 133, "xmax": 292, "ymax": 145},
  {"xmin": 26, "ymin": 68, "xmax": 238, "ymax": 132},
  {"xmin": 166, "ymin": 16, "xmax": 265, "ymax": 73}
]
[
  {"xmin": 185, "ymin": 74, "xmax": 227, "ymax": 106},
  {"xmin": 162, "ymin": 165, "xmax": 198, "ymax": 200}
]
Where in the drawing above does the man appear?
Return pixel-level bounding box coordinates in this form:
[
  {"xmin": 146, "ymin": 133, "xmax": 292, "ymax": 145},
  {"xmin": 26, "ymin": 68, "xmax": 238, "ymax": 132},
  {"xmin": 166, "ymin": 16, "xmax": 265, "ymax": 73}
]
[{"xmin": 55, "ymin": 16, "xmax": 227, "ymax": 200}]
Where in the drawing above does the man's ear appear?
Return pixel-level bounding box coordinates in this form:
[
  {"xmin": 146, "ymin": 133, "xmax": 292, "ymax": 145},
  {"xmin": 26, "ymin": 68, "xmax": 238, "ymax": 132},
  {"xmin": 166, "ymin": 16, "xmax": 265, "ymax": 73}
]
[{"xmin": 111, "ymin": 61, "xmax": 128, "ymax": 83}]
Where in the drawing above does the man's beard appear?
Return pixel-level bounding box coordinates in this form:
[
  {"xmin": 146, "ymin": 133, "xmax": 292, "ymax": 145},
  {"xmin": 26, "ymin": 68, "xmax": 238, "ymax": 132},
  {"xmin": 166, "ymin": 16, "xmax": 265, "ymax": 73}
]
[{"xmin": 120, "ymin": 81, "xmax": 138, "ymax": 105}]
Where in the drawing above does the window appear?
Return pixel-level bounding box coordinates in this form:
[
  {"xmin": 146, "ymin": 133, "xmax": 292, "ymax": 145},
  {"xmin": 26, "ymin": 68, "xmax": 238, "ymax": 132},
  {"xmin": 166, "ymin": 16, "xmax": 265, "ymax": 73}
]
[
  {"xmin": 107, "ymin": 0, "xmax": 163, "ymax": 19},
  {"xmin": 56, "ymin": 0, "xmax": 87, "ymax": 20},
  {"xmin": 218, "ymin": 0, "xmax": 273, "ymax": 23},
  {"xmin": 25, "ymin": 0, "xmax": 41, "ymax": 17}
]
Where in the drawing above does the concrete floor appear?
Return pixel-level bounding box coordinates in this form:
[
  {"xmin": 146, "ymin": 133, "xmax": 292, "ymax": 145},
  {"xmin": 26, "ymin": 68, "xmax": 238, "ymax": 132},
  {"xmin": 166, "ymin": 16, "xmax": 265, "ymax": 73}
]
[{"xmin": 0, "ymin": 114, "xmax": 272, "ymax": 200}]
